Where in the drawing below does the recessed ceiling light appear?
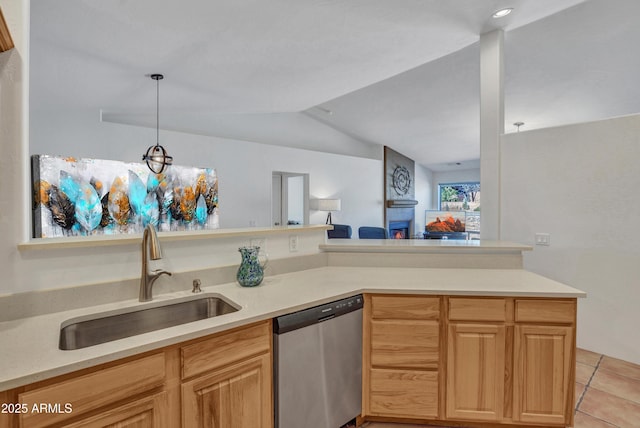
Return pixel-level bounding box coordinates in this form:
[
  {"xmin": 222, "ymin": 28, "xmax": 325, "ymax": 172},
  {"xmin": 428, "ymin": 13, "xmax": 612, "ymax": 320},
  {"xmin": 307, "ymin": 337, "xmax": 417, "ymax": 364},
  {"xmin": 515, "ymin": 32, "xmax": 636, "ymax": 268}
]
[{"xmin": 492, "ymin": 8, "xmax": 513, "ymax": 18}]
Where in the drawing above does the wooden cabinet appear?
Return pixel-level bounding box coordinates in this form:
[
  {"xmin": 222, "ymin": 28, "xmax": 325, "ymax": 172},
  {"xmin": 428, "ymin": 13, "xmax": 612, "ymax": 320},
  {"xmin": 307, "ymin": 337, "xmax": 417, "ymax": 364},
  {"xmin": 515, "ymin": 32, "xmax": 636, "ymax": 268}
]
[
  {"xmin": 446, "ymin": 297, "xmax": 507, "ymax": 422},
  {"xmin": 363, "ymin": 294, "xmax": 577, "ymax": 428},
  {"xmin": 17, "ymin": 352, "xmax": 168, "ymax": 428},
  {"xmin": 182, "ymin": 354, "xmax": 271, "ymax": 428},
  {"xmin": 63, "ymin": 392, "xmax": 168, "ymax": 428},
  {"xmin": 4, "ymin": 320, "xmax": 272, "ymax": 428},
  {"xmin": 181, "ymin": 321, "xmax": 272, "ymax": 428},
  {"xmin": 363, "ymin": 295, "xmax": 441, "ymax": 419},
  {"xmin": 445, "ymin": 297, "xmax": 576, "ymax": 427},
  {"xmin": 446, "ymin": 322, "xmax": 506, "ymax": 421},
  {"xmin": 513, "ymin": 300, "xmax": 576, "ymax": 426}
]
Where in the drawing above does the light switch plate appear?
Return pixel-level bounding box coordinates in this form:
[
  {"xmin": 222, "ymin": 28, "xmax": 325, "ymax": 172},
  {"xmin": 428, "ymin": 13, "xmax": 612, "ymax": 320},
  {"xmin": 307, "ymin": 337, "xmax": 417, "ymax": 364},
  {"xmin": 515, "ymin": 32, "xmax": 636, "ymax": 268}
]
[
  {"xmin": 535, "ymin": 233, "xmax": 551, "ymax": 246},
  {"xmin": 289, "ymin": 235, "xmax": 299, "ymax": 252}
]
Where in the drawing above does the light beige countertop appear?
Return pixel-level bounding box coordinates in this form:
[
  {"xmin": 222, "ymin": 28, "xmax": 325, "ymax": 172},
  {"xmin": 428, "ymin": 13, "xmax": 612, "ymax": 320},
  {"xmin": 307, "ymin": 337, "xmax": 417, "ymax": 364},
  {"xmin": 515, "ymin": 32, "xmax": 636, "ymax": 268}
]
[
  {"xmin": 18, "ymin": 224, "xmax": 331, "ymax": 250},
  {"xmin": 0, "ymin": 266, "xmax": 585, "ymax": 391},
  {"xmin": 320, "ymin": 239, "xmax": 533, "ymax": 253}
]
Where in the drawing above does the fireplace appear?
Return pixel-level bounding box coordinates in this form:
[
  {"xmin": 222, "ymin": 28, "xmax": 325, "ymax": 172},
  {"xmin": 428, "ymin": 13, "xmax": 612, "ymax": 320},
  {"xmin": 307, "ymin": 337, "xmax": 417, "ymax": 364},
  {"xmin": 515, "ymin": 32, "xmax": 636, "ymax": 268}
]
[
  {"xmin": 389, "ymin": 221, "xmax": 410, "ymax": 239},
  {"xmin": 384, "ymin": 147, "xmax": 416, "ymax": 240}
]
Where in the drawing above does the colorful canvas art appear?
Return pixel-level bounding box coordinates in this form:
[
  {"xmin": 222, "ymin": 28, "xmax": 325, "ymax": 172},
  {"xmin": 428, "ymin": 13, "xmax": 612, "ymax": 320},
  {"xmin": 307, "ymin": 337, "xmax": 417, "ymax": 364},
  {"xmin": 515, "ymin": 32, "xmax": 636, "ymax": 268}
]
[{"xmin": 31, "ymin": 155, "xmax": 219, "ymax": 238}]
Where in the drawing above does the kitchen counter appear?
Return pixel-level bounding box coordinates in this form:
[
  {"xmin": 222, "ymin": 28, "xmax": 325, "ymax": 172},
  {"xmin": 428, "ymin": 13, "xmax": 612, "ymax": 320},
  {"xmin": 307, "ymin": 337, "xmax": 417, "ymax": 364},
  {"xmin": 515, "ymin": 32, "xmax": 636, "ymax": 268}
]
[
  {"xmin": 0, "ymin": 266, "xmax": 585, "ymax": 391},
  {"xmin": 320, "ymin": 239, "xmax": 532, "ymax": 253}
]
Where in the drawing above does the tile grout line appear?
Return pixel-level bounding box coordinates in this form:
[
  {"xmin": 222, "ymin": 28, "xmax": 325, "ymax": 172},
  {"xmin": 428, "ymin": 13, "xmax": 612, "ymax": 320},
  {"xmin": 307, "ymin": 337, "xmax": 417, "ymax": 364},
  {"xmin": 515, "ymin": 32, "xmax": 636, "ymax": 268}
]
[
  {"xmin": 576, "ymin": 354, "xmax": 604, "ymax": 410},
  {"xmin": 576, "ymin": 354, "xmax": 624, "ymax": 427}
]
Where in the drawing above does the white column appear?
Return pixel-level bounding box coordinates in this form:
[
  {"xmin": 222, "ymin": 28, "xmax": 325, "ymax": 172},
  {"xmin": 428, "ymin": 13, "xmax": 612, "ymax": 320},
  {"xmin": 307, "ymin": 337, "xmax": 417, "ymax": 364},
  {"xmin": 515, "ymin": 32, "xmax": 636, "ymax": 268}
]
[{"xmin": 479, "ymin": 29, "xmax": 504, "ymax": 240}]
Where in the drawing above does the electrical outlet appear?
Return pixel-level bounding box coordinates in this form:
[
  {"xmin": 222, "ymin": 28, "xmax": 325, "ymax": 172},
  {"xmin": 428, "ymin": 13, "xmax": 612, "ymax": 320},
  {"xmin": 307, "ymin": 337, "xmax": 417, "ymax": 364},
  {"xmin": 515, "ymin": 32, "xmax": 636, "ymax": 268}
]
[
  {"xmin": 289, "ymin": 235, "xmax": 299, "ymax": 252},
  {"xmin": 250, "ymin": 238, "xmax": 266, "ymax": 250},
  {"xmin": 535, "ymin": 233, "xmax": 551, "ymax": 246}
]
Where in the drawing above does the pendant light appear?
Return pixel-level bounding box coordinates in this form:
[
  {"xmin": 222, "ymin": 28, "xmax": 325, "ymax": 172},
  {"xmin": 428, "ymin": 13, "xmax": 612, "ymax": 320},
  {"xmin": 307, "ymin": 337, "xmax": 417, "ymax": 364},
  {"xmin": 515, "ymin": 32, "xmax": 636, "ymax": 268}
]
[{"xmin": 142, "ymin": 73, "xmax": 173, "ymax": 174}]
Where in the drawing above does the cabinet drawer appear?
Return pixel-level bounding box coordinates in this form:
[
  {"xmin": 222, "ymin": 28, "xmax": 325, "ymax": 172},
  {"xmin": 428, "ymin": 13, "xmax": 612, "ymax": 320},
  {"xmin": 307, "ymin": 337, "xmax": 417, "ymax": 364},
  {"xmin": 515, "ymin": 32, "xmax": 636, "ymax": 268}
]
[
  {"xmin": 63, "ymin": 391, "xmax": 168, "ymax": 428},
  {"xmin": 181, "ymin": 320, "xmax": 271, "ymax": 379},
  {"xmin": 369, "ymin": 368, "xmax": 439, "ymax": 418},
  {"xmin": 449, "ymin": 297, "xmax": 506, "ymax": 322},
  {"xmin": 371, "ymin": 320, "xmax": 439, "ymax": 369},
  {"xmin": 515, "ymin": 299, "xmax": 576, "ymax": 324},
  {"xmin": 19, "ymin": 353, "xmax": 166, "ymax": 428},
  {"xmin": 371, "ymin": 295, "xmax": 440, "ymax": 320}
]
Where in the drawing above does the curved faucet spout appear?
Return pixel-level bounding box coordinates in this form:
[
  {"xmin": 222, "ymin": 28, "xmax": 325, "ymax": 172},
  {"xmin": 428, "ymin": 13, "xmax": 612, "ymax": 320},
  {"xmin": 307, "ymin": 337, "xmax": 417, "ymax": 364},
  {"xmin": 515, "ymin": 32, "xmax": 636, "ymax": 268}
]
[{"xmin": 140, "ymin": 224, "xmax": 172, "ymax": 302}]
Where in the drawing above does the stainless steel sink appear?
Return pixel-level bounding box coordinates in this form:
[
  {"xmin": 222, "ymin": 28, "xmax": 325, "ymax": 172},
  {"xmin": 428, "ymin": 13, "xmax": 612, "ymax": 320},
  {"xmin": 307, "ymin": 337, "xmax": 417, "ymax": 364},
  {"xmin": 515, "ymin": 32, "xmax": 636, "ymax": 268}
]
[{"xmin": 59, "ymin": 294, "xmax": 240, "ymax": 350}]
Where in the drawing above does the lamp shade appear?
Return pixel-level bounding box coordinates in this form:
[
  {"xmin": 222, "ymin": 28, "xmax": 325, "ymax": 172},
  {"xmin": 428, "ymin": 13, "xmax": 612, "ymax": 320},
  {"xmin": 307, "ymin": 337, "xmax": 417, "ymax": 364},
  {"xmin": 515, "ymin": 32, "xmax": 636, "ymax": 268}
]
[{"xmin": 310, "ymin": 198, "xmax": 341, "ymax": 211}]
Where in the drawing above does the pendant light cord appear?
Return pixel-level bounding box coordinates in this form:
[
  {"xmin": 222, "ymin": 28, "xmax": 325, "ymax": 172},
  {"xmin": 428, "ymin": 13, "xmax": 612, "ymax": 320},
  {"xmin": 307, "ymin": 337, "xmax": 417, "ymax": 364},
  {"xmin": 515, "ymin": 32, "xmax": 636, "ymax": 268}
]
[
  {"xmin": 150, "ymin": 73, "xmax": 164, "ymax": 148},
  {"xmin": 143, "ymin": 73, "xmax": 172, "ymax": 173},
  {"xmin": 156, "ymin": 75, "xmax": 160, "ymax": 148}
]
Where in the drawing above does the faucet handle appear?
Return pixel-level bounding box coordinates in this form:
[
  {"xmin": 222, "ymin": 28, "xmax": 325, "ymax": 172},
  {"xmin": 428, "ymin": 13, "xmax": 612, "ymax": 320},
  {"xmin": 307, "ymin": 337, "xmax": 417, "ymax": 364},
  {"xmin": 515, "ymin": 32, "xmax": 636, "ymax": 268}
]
[
  {"xmin": 151, "ymin": 269, "xmax": 172, "ymax": 277},
  {"xmin": 192, "ymin": 279, "xmax": 202, "ymax": 293}
]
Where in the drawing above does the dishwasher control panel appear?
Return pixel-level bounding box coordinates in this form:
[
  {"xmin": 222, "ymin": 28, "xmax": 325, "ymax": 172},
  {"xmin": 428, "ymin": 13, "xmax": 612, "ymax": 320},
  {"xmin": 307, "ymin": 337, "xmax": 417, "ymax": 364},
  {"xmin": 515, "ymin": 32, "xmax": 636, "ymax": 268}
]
[
  {"xmin": 274, "ymin": 294, "xmax": 363, "ymax": 334},
  {"xmin": 331, "ymin": 295, "xmax": 363, "ymax": 311}
]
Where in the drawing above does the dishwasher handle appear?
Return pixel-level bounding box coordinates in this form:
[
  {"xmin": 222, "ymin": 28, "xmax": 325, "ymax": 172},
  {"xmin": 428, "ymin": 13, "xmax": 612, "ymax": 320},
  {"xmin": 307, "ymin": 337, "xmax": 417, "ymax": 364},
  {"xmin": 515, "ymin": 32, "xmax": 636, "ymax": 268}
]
[
  {"xmin": 274, "ymin": 294, "xmax": 363, "ymax": 334},
  {"xmin": 318, "ymin": 314, "xmax": 335, "ymax": 323}
]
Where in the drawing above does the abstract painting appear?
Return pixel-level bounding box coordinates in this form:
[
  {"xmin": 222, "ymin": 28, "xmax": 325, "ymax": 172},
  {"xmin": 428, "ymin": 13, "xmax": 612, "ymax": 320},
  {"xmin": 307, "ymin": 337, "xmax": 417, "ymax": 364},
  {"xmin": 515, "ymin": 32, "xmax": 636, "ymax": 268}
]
[{"xmin": 31, "ymin": 155, "xmax": 219, "ymax": 238}]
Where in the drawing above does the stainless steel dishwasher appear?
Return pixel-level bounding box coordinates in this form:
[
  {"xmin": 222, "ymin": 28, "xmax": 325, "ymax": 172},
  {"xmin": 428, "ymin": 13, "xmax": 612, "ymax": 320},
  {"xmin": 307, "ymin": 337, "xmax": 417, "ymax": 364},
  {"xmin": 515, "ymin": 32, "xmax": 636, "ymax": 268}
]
[{"xmin": 274, "ymin": 294, "xmax": 363, "ymax": 428}]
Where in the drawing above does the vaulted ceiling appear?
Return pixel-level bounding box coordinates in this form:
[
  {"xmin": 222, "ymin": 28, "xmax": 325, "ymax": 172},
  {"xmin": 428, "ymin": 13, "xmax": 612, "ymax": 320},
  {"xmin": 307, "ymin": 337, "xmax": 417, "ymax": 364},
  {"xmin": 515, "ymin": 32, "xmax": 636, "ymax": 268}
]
[{"xmin": 30, "ymin": 0, "xmax": 640, "ymax": 171}]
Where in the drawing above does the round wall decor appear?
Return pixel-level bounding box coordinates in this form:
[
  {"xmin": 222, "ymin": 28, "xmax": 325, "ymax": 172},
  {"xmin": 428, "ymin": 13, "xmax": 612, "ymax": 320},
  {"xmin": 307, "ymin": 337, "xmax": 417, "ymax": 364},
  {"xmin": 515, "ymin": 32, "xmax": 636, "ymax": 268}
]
[{"xmin": 392, "ymin": 165, "xmax": 411, "ymax": 195}]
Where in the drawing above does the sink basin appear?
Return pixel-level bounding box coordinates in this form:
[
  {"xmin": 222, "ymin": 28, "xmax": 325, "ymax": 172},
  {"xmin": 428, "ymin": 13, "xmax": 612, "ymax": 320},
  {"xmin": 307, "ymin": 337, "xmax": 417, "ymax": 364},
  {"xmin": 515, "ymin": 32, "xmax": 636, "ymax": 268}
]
[{"xmin": 59, "ymin": 294, "xmax": 240, "ymax": 350}]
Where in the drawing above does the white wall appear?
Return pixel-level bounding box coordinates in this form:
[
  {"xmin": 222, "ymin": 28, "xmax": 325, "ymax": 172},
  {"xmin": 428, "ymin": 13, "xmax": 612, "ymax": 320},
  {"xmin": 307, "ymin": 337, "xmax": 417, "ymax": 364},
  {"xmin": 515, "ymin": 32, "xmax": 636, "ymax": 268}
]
[
  {"xmin": 414, "ymin": 164, "xmax": 434, "ymax": 234},
  {"xmin": 0, "ymin": 106, "xmax": 382, "ymax": 295},
  {"xmin": 30, "ymin": 109, "xmax": 384, "ymax": 231},
  {"xmin": 1, "ymin": 2, "xmax": 386, "ymax": 298},
  {"xmin": 0, "ymin": 0, "xmax": 28, "ymax": 295},
  {"xmin": 501, "ymin": 114, "xmax": 640, "ymax": 365}
]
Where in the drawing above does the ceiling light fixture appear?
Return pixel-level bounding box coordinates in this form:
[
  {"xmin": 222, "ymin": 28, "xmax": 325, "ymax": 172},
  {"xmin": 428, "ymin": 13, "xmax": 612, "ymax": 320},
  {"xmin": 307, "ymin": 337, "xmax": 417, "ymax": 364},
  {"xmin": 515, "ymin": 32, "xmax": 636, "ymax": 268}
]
[
  {"xmin": 492, "ymin": 8, "xmax": 513, "ymax": 18},
  {"xmin": 142, "ymin": 73, "xmax": 173, "ymax": 174},
  {"xmin": 514, "ymin": 121, "xmax": 524, "ymax": 131},
  {"xmin": 317, "ymin": 106, "xmax": 333, "ymax": 115}
]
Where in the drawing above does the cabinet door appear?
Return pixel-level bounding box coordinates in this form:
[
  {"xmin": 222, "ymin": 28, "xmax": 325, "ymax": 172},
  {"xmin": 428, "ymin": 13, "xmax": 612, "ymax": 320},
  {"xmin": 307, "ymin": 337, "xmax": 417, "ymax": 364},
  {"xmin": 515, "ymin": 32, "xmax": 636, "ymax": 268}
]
[
  {"xmin": 513, "ymin": 325, "xmax": 574, "ymax": 426},
  {"xmin": 182, "ymin": 353, "xmax": 272, "ymax": 428},
  {"xmin": 446, "ymin": 323, "xmax": 505, "ymax": 422},
  {"xmin": 63, "ymin": 392, "xmax": 168, "ymax": 428},
  {"xmin": 18, "ymin": 353, "xmax": 166, "ymax": 428}
]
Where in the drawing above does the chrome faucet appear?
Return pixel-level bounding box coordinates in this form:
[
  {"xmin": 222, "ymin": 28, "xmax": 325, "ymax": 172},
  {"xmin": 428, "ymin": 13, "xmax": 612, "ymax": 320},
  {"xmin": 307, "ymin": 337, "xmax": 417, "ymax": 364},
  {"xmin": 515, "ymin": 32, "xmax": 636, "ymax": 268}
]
[{"xmin": 139, "ymin": 224, "xmax": 172, "ymax": 302}]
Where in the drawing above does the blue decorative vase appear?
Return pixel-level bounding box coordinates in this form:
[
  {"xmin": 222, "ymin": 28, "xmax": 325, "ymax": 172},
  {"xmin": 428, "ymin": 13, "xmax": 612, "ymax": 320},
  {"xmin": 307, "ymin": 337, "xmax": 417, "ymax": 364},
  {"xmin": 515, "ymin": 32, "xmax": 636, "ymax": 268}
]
[{"xmin": 237, "ymin": 246, "xmax": 267, "ymax": 287}]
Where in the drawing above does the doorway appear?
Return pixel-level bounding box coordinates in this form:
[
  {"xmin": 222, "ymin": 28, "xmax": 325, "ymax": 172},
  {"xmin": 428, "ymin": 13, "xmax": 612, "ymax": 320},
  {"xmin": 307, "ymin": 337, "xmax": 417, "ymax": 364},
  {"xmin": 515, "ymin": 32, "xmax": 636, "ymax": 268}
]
[{"xmin": 272, "ymin": 172, "xmax": 309, "ymax": 226}]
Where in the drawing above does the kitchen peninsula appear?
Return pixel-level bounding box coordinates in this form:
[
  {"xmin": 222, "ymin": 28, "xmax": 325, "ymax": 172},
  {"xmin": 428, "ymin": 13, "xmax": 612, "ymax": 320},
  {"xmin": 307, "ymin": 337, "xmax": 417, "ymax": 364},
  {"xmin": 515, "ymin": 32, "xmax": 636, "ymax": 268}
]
[{"xmin": 0, "ymin": 235, "xmax": 585, "ymax": 427}]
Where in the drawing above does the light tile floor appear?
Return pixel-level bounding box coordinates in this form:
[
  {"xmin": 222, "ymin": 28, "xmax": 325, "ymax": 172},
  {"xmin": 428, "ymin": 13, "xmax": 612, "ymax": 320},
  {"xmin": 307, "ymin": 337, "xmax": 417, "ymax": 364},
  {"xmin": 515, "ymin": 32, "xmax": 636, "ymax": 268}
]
[{"xmin": 363, "ymin": 348, "xmax": 640, "ymax": 428}]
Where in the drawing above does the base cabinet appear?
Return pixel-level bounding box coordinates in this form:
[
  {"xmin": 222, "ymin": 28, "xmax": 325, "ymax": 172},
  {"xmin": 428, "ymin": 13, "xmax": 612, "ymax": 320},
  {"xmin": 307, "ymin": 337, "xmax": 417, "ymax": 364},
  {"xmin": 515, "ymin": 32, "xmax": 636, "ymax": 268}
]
[
  {"xmin": 513, "ymin": 325, "xmax": 574, "ymax": 425},
  {"xmin": 446, "ymin": 323, "xmax": 505, "ymax": 422},
  {"xmin": 182, "ymin": 353, "xmax": 271, "ymax": 428},
  {"xmin": 363, "ymin": 295, "xmax": 441, "ymax": 420},
  {"xmin": 16, "ymin": 352, "xmax": 168, "ymax": 428},
  {"xmin": 369, "ymin": 368, "xmax": 438, "ymax": 418},
  {"xmin": 363, "ymin": 294, "xmax": 577, "ymax": 428},
  {"xmin": 3, "ymin": 320, "xmax": 272, "ymax": 428},
  {"xmin": 63, "ymin": 392, "xmax": 169, "ymax": 428}
]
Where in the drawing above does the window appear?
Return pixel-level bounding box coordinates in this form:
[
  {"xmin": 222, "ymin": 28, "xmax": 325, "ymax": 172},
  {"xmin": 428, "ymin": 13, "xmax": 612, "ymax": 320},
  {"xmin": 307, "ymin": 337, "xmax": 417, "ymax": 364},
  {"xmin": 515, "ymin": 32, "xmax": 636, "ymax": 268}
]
[
  {"xmin": 437, "ymin": 182, "xmax": 480, "ymax": 239},
  {"xmin": 438, "ymin": 182, "xmax": 480, "ymax": 212}
]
